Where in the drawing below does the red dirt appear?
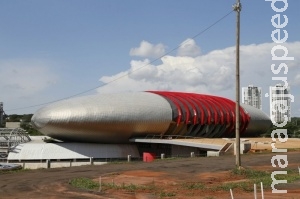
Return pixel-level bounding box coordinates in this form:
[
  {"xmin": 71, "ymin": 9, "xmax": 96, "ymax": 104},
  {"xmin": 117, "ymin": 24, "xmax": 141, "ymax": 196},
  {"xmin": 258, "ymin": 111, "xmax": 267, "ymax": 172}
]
[{"xmin": 1, "ymin": 151, "xmax": 300, "ymax": 199}]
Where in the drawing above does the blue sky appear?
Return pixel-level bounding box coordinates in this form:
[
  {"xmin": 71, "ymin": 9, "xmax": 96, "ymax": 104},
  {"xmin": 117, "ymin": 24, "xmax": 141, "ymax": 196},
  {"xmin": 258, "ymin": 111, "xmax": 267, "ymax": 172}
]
[{"xmin": 0, "ymin": 0, "xmax": 299, "ymax": 117}]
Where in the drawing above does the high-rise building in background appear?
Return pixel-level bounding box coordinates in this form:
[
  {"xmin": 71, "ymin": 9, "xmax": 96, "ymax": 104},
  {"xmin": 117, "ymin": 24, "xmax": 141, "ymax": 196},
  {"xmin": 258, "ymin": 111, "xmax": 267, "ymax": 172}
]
[
  {"xmin": 242, "ymin": 85, "xmax": 262, "ymax": 110},
  {"xmin": 269, "ymin": 84, "xmax": 291, "ymax": 123}
]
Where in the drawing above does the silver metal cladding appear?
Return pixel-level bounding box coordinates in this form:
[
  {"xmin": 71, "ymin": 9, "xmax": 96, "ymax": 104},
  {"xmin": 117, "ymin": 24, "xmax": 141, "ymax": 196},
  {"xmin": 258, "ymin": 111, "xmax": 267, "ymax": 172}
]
[
  {"xmin": 31, "ymin": 92, "xmax": 173, "ymax": 143},
  {"xmin": 241, "ymin": 103, "xmax": 273, "ymax": 136},
  {"xmin": 31, "ymin": 91, "xmax": 273, "ymax": 143}
]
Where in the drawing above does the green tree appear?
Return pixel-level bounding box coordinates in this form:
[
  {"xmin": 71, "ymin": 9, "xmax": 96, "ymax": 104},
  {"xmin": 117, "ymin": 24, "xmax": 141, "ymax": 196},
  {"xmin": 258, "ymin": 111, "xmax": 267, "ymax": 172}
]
[
  {"xmin": 263, "ymin": 117, "xmax": 300, "ymax": 138},
  {"xmin": 20, "ymin": 122, "xmax": 43, "ymax": 136},
  {"xmin": 7, "ymin": 114, "xmax": 43, "ymax": 136}
]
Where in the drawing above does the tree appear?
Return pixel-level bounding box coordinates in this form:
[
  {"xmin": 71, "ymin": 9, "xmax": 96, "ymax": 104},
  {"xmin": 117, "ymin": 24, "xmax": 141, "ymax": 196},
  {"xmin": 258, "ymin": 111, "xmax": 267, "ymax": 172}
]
[
  {"xmin": 20, "ymin": 122, "xmax": 43, "ymax": 136},
  {"xmin": 262, "ymin": 117, "xmax": 300, "ymax": 138},
  {"xmin": 7, "ymin": 114, "xmax": 43, "ymax": 136}
]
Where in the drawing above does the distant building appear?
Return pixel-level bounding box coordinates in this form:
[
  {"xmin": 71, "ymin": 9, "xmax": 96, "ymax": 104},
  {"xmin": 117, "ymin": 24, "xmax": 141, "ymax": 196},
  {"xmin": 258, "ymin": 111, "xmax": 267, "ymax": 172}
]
[
  {"xmin": 5, "ymin": 122, "xmax": 21, "ymax": 128},
  {"xmin": 269, "ymin": 84, "xmax": 291, "ymax": 123},
  {"xmin": 242, "ymin": 85, "xmax": 262, "ymax": 110},
  {"xmin": 0, "ymin": 102, "xmax": 3, "ymax": 127}
]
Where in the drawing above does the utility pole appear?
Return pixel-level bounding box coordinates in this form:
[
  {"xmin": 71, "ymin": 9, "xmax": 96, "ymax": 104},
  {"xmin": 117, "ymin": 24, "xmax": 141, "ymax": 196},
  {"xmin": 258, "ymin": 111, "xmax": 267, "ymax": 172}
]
[{"xmin": 233, "ymin": 0, "xmax": 242, "ymax": 169}]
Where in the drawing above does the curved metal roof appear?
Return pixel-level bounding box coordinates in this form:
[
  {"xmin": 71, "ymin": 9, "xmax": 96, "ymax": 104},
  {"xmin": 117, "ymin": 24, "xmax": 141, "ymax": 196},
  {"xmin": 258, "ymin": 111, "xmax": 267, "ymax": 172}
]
[
  {"xmin": 31, "ymin": 92, "xmax": 172, "ymax": 143},
  {"xmin": 31, "ymin": 91, "xmax": 271, "ymax": 143}
]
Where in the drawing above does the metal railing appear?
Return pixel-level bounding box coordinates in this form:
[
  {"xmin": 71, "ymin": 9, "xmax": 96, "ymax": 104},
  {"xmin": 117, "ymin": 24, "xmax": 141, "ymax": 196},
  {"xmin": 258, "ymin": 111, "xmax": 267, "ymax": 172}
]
[
  {"xmin": 0, "ymin": 128, "xmax": 31, "ymax": 158},
  {"xmin": 143, "ymin": 134, "xmax": 200, "ymax": 140}
]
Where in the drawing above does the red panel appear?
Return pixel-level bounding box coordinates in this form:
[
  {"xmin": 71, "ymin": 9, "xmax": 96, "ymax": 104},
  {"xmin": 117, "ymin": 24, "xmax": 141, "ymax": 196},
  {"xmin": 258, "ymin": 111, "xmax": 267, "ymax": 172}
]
[
  {"xmin": 208, "ymin": 95, "xmax": 235, "ymax": 135},
  {"xmin": 200, "ymin": 95, "xmax": 220, "ymax": 125},
  {"xmin": 143, "ymin": 152, "xmax": 155, "ymax": 162},
  {"xmin": 185, "ymin": 94, "xmax": 206, "ymax": 124},
  {"xmin": 188, "ymin": 96, "xmax": 204, "ymax": 124},
  {"xmin": 147, "ymin": 91, "xmax": 250, "ymax": 137},
  {"xmin": 170, "ymin": 93, "xmax": 196, "ymax": 125},
  {"xmin": 149, "ymin": 91, "xmax": 183, "ymax": 125},
  {"xmin": 190, "ymin": 93, "xmax": 212, "ymax": 125},
  {"xmin": 179, "ymin": 93, "xmax": 201, "ymax": 125},
  {"xmin": 166, "ymin": 92, "xmax": 191, "ymax": 125}
]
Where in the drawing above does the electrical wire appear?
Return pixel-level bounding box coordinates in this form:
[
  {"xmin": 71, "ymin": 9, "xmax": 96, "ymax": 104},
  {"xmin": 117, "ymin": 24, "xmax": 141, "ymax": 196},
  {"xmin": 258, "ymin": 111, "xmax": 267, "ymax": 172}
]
[{"xmin": 5, "ymin": 10, "xmax": 234, "ymax": 112}]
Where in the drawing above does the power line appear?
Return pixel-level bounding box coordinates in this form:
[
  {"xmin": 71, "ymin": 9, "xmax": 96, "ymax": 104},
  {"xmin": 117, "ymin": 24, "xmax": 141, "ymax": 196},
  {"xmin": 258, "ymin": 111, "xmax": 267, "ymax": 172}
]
[{"xmin": 5, "ymin": 10, "xmax": 234, "ymax": 113}]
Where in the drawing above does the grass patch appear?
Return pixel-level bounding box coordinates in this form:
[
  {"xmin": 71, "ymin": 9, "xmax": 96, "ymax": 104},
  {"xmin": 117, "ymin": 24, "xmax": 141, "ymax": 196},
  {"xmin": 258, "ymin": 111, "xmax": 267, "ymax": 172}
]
[
  {"xmin": 0, "ymin": 168, "xmax": 30, "ymax": 174},
  {"xmin": 181, "ymin": 182, "xmax": 205, "ymax": 190},
  {"xmin": 227, "ymin": 168, "xmax": 300, "ymax": 192},
  {"xmin": 158, "ymin": 191, "xmax": 176, "ymax": 197},
  {"xmin": 69, "ymin": 168, "xmax": 300, "ymax": 194},
  {"xmin": 231, "ymin": 167, "xmax": 270, "ymax": 178},
  {"xmin": 69, "ymin": 177, "xmax": 99, "ymax": 190},
  {"xmin": 106, "ymin": 182, "xmax": 156, "ymax": 192},
  {"xmin": 213, "ymin": 181, "xmax": 253, "ymax": 192},
  {"xmin": 69, "ymin": 177, "xmax": 157, "ymax": 192}
]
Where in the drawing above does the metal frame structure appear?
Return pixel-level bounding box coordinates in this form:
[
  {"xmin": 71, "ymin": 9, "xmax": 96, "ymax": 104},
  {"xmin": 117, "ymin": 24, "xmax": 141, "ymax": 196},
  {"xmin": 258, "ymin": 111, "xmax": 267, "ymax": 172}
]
[
  {"xmin": 148, "ymin": 91, "xmax": 251, "ymax": 138},
  {"xmin": 0, "ymin": 128, "xmax": 31, "ymax": 158}
]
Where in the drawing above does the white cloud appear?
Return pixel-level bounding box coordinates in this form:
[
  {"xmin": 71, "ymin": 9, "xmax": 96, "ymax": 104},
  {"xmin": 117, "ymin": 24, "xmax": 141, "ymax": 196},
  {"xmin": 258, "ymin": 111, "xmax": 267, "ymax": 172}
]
[
  {"xmin": 0, "ymin": 59, "xmax": 59, "ymax": 113},
  {"xmin": 99, "ymin": 40, "xmax": 300, "ymax": 116},
  {"xmin": 128, "ymin": 59, "xmax": 158, "ymax": 80},
  {"xmin": 129, "ymin": 40, "xmax": 166, "ymax": 58},
  {"xmin": 291, "ymin": 73, "xmax": 300, "ymax": 86},
  {"xmin": 177, "ymin": 38, "xmax": 201, "ymax": 57},
  {"xmin": 0, "ymin": 59, "xmax": 58, "ymax": 95}
]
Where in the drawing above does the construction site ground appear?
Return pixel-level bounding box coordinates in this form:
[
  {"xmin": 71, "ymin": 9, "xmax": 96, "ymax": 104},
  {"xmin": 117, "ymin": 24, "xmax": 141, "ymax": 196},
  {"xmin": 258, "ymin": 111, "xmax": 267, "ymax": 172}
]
[{"xmin": 1, "ymin": 149, "xmax": 300, "ymax": 199}]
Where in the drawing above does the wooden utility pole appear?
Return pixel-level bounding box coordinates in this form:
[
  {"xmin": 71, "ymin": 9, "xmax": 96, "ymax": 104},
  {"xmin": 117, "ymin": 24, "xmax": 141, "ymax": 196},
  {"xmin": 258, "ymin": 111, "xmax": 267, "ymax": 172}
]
[{"xmin": 234, "ymin": 0, "xmax": 242, "ymax": 169}]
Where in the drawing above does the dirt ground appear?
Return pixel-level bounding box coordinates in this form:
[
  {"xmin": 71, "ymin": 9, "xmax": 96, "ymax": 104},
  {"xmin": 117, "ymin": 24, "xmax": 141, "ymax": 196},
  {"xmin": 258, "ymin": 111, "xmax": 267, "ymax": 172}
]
[{"xmin": 0, "ymin": 151, "xmax": 300, "ymax": 199}]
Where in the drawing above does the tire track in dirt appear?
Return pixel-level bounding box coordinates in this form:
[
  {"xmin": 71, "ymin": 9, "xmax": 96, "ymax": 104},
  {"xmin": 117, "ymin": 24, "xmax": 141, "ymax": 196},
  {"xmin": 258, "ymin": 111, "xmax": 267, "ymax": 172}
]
[{"xmin": 0, "ymin": 152, "xmax": 299, "ymax": 198}]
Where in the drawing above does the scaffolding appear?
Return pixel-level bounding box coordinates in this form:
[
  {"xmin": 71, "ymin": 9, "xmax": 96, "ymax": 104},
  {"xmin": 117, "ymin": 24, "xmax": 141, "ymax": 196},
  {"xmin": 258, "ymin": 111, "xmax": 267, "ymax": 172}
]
[{"xmin": 0, "ymin": 128, "xmax": 31, "ymax": 158}]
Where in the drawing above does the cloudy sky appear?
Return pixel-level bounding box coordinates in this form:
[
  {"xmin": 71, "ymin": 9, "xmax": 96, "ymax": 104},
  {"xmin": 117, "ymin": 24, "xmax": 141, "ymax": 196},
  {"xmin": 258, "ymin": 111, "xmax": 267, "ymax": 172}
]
[{"xmin": 0, "ymin": 0, "xmax": 299, "ymax": 117}]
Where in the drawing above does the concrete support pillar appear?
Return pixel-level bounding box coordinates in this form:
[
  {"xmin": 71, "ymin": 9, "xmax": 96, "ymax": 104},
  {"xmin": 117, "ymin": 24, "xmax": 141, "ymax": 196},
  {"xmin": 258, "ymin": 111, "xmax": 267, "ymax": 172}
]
[
  {"xmin": 46, "ymin": 159, "xmax": 51, "ymax": 169},
  {"xmin": 191, "ymin": 152, "xmax": 195, "ymax": 158}
]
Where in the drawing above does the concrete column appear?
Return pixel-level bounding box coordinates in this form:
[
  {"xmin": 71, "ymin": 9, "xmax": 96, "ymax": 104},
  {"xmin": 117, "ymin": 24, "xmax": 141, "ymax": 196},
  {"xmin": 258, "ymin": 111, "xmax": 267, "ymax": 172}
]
[
  {"xmin": 191, "ymin": 152, "xmax": 195, "ymax": 158},
  {"xmin": 90, "ymin": 157, "xmax": 94, "ymax": 165},
  {"xmin": 46, "ymin": 160, "xmax": 51, "ymax": 169},
  {"xmin": 127, "ymin": 155, "xmax": 131, "ymax": 162},
  {"xmin": 161, "ymin": 153, "xmax": 165, "ymax": 159}
]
